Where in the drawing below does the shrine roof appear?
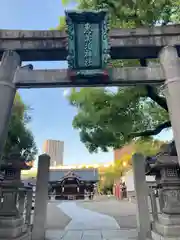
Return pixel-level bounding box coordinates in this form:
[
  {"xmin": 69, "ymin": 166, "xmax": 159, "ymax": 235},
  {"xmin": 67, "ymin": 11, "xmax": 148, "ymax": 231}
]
[
  {"xmin": 22, "ymin": 169, "xmax": 99, "ymax": 186},
  {"xmin": 49, "ymin": 168, "xmax": 99, "ymax": 182}
]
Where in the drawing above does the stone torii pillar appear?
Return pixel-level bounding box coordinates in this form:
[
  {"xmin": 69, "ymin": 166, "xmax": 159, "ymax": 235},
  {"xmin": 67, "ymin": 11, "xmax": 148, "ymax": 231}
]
[
  {"xmin": 132, "ymin": 153, "xmax": 151, "ymax": 240},
  {"xmin": 32, "ymin": 154, "xmax": 50, "ymax": 240},
  {"xmin": 0, "ymin": 50, "xmax": 21, "ymax": 158},
  {"xmin": 159, "ymin": 46, "xmax": 180, "ymax": 165}
]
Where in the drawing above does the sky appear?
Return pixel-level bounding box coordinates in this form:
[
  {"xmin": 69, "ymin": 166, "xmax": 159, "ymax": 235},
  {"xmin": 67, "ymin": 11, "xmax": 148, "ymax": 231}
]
[{"xmin": 0, "ymin": 0, "xmax": 173, "ymax": 166}]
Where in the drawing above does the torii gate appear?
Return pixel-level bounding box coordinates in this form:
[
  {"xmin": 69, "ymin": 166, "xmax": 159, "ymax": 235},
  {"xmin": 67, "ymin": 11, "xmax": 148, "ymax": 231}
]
[
  {"xmin": 0, "ymin": 10, "xmax": 180, "ymax": 240},
  {"xmin": 0, "ymin": 12, "xmax": 179, "ymax": 162}
]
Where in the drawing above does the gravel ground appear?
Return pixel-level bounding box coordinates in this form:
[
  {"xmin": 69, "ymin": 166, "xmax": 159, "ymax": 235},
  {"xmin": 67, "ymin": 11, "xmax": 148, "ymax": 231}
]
[
  {"xmin": 77, "ymin": 198, "xmax": 137, "ymax": 229},
  {"xmin": 46, "ymin": 201, "xmax": 71, "ymax": 230}
]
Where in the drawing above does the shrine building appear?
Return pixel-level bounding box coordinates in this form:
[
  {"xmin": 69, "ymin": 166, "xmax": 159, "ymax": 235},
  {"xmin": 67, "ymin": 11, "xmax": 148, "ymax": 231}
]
[
  {"xmin": 49, "ymin": 168, "xmax": 99, "ymax": 200},
  {"xmin": 23, "ymin": 168, "xmax": 99, "ymax": 200}
]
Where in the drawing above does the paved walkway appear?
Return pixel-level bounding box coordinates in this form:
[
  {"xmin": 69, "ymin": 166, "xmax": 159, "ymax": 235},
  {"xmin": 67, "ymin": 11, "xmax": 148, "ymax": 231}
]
[
  {"xmin": 45, "ymin": 201, "xmax": 137, "ymax": 240},
  {"xmin": 46, "ymin": 202, "xmax": 71, "ymax": 229},
  {"xmin": 58, "ymin": 201, "xmax": 120, "ymax": 230},
  {"xmin": 78, "ymin": 199, "xmax": 137, "ymax": 229},
  {"xmin": 46, "ymin": 229, "xmax": 137, "ymax": 240}
]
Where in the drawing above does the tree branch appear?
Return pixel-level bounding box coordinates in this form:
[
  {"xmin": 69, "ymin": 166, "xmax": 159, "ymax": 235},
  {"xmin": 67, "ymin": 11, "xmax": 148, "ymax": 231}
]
[
  {"xmin": 139, "ymin": 59, "xmax": 168, "ymax": 111},
  {"xmin": 145, "ymin": 85, "xmax": 168, "ymax": 111},
  {"xmin": 131, "ymin": 121, "xmax": 171, "ymax": 138}
]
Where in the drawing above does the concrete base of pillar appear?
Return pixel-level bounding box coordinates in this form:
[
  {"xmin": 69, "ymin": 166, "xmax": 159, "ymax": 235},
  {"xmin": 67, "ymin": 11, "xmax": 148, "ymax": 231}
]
[
  {"xmin": 152, "ymin": 230, "xmax": 180, "ymax": 240},
  {"xmin": 151, "ymin": 214, "xmax": 180, "ymax": 239},
  {"xmin": 0, "ymin": 217, "xmax": 31, "ymax": 239},
  {"xmin": 0, "ymin": 217, "xmax": 24, "ymax": 227},
  {"xmin": 155, "ymin": 221, "xmax": 180, "ymax": 237},
  {"xmin": 158, "ymin": 214, "xmax": 180, "ymax": 225},
  {"xmin": 1, "ymin": 232, "xmax": 31, "ymax": 240}
]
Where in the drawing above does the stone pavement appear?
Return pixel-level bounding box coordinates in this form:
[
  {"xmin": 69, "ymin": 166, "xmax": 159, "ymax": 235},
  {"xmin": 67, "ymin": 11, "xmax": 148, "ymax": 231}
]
[
  {"xmin": 46, "ymin": 202, "xmax": 71, "ymax": 229},
  {"xmin": 46, "ymin": 229, "xmax": 137, "ymax": 240},
  {"xmin": 45, "ymin": 200, "xmax": 137, "ymax": 240},
  {"xmin": 58, "ymin": 201, "xmax": 120, "ymax": 230},
  {"xmin": 78, "ymin": 199, "xmax": 137, "ymax": 229}
]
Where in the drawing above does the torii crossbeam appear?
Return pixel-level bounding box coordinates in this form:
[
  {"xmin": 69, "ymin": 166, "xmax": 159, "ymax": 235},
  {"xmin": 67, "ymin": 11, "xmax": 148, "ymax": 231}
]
[
  {"xmin": 0, "ymin": 24, "xmax": 180, "ymax": 61},
  {"xmin": 14, "ymin": 66, "xmax": 165, "ymax": 88}
]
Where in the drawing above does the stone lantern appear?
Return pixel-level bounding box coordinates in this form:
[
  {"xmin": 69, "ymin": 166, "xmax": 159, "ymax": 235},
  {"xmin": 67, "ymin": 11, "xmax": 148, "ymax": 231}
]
[
  {"xmin": 146, "ymin": 149, "xmax": 180, "ymax": 239},
  {"xmin": 0, "ymin": 150, "xmax": 31, "ymax": 217},
  {"xmin": 65, "ymin": 10, "xmax": 111, "ymax": 82}
]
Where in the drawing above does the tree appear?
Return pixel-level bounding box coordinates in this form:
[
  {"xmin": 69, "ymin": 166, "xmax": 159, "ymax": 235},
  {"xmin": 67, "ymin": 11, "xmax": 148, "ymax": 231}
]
[
  {"xmin": 116, "ymin": 153, "xmax": 132, "ymax": 167},
  {"xmin": 58, "ymin": 0, "xmax": 179, "ymax": 153},
  {"xmin": 67, "ymin": 87, "xmax": 169, "ymax": 152},
  {"xmin": 3, "ymin": 93, "xmax": 37, "ymax": 163},
  {"xmin": 133, "ymin": 138, "xmax": 167, "ymax": 156},
  {"xmin": 60, "ymin": 0, "xmax": 180, "ymax": 28},
  {"xmin": 99, "ymin": 138, "xmax": 165, "ymax": 192},
  {"xmin": 99, "ymin": 162, "xmax": 125, "ymax": 193}
]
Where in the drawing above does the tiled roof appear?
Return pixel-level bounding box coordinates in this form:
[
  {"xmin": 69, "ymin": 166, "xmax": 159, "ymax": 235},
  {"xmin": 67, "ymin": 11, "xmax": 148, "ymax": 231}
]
[
  {"xmin": 22, "ymin": 168, "xmax": 99, "ymax": 185},
  {"xmin": 49, "ymin": 169, "xmax": 99, "ymax": 182}
]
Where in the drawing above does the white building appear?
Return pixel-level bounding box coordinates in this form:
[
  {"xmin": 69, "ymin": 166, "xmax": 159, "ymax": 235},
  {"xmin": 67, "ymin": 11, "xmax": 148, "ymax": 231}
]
[{"xmin": 122, "ymin": 169, "xmax": 155, "ymax": 197}]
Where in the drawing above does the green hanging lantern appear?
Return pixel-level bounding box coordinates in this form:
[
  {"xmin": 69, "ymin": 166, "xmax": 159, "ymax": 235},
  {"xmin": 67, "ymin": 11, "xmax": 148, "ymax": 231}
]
[{"xmin": 65, "ymin": 10, "xmax": 110, "ymax": 82}]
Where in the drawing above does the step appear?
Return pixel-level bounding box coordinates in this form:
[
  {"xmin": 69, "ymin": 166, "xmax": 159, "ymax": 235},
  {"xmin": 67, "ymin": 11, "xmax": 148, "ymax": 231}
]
[
  {"xmin": 0, "ymin": 217, "xmax": 23, "ymax": 228},
  {"xmin": 1, "ymin": 231, "xmax": 31, "ymax": 240},
  {"xmin": 0, "ymin": 224, "xmax": 27, "ymax": 238}
]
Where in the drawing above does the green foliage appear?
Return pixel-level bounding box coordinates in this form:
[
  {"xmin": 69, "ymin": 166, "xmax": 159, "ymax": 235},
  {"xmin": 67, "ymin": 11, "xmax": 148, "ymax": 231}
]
[
  {"xmin": 67, "ymin": 87, "xmax": 168, "ymax": 152},
  {"xmin": 99, "ymin": 183, "xmax": 113, "ymax": 194},
  {"xmin": 133, "ymin": 138, "xmax": 167, "ymax": 156},
  {"xmin": 98, "ymin": 138, "xmax": 165, "ymax": 193},
  {"xmin": 58, "ymin": 0, "xmax": 180, "ymax": 29},
  {"xmin": 57, "ymin": 16, "xmax": 67, "ymax": 31},
  {"xmin": 99, "ymin": 159, "xmax": 127, "ymax": 193},
  {"xmin": 3, "ymin": 93, "xmax": 37, "ymax": 162},
  {"xmin": 21, "ymin": 169, "xmax": 37, "ymax": 178}
]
